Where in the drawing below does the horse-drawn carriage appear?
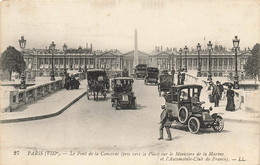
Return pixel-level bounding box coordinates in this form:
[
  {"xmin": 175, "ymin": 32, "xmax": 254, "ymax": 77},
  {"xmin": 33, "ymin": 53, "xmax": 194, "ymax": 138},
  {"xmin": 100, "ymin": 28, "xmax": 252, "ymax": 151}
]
[{"xmin": 86, "ymin": 69, "xmax": 110, "ymax": 101}]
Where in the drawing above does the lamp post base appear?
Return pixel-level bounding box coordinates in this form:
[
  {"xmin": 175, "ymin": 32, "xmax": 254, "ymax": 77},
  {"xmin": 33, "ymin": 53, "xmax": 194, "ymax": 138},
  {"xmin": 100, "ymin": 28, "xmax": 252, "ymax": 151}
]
[
  {"xmin": 50, "ymin": 71, "xmax": 55, "ymax": 81},
  {"xmin": 20, "ymin": 72, "xmax": 26, "ymax": 89},
  {"xmin": 234, "ymin": 73, "xmax": 239, "ymax": 89}
]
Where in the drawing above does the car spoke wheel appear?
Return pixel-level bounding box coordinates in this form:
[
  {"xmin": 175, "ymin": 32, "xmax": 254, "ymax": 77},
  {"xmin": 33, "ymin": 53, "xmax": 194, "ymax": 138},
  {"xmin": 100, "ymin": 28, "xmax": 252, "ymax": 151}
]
[
  {"xmin": 213, "ymin": 116, "xmax": 224, "ymax": 132},
  {"xmin": 188, "ymin": 117, "xmax": 200, "ymax": 134},
  {"xmin": 178, "ymin": 106, "xmax": 189, "ymax": 124}
]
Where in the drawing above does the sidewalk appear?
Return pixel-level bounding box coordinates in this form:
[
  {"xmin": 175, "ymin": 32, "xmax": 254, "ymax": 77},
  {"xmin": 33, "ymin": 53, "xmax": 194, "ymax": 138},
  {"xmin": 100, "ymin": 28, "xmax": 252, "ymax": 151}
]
[{"xmin": 0, "ymin": 81, "xmax": 87, "ymax": 124}]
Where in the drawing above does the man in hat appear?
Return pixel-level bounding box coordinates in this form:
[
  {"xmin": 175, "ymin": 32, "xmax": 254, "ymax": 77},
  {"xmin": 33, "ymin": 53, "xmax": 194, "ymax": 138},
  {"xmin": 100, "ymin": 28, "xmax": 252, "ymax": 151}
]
[
  {"xmin": 158, "ymin": 104, "xmax": 172, "ymax": 141},
  {"xmin": 216, "ymin": 81, "xmax": 224, "ymax": 100},
  {"xmin": 212, "ymin": 81, "xmax": 221, "ymax": 107}
]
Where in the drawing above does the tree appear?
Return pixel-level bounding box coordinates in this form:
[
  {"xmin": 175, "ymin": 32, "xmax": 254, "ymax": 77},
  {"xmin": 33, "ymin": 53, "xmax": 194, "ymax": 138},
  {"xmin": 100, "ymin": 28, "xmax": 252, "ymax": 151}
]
[
  {"xmin": 0, "ymin": 46, "xmax": 26, "ymax": 81},
  {"xmin": 244, "ymin": 43, "xmax": 260, "ymax": 80}
]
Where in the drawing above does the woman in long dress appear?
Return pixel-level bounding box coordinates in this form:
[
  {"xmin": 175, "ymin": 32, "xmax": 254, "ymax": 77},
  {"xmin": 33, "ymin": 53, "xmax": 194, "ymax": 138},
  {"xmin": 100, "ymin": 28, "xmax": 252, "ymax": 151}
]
[{"xmin": 226, "ymin": 85, "xmax": 235, "ymax": 111}]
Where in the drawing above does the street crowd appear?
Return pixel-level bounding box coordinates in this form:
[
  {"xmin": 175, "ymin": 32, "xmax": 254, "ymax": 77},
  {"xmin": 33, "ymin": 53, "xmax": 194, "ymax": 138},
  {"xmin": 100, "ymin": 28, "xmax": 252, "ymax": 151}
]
[{"xmin": 64, "ymin": 74, "xmax": 81, "ymax": 90}]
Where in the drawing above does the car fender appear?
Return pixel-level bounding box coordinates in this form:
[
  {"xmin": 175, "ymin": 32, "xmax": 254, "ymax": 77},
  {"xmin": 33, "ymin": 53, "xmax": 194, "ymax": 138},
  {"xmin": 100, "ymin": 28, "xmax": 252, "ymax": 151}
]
[
  {"xmin": 191, "ymin": 114, "xmax": 202, "ymax": 118},
  {"xmin": 211, "ymin": 113, "xmax": 221, "ymax": 119}
]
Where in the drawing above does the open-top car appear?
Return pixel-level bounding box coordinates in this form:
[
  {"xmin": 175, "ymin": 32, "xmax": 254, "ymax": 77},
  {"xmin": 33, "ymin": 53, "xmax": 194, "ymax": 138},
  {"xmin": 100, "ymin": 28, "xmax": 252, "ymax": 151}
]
[
  {"xmin": 134, "ymin": 64, "xmax": 147, "ymax": 79},
  {"xmin": 86, "ymin": 69, "xmax": 110, "ymax": 101},
  {"xmin": 163, "ymin": 84, "xmax": 224, "ymax": 134},
  {"xmin": 158, "ymin": 72, "xmax": 173, "ymax": 96},
  {"xmin": 111, "ymin": 77, "xmax": 137, "ymax": 110},
  {"xmin": 144, "ymin": 67, "xmax": 159, "ymax": 85}
]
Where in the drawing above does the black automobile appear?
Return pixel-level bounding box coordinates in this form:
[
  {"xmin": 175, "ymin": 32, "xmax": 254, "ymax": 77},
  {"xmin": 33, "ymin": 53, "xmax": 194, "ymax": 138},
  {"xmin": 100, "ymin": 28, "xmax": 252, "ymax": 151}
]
[
  {"xmin": 144, "ymin": 67, "xmax": 159, "ymax": 85},
  {"xmin": 111, "ymin": 77, "xmax": 137, "ymax": 110},
  {"xmin": 134, "ymin": 64, "xmax": 147, "ymax": 79},
  {"xmin": 163, "ymin": 84, "xmax": 224, "ymax": 134}
]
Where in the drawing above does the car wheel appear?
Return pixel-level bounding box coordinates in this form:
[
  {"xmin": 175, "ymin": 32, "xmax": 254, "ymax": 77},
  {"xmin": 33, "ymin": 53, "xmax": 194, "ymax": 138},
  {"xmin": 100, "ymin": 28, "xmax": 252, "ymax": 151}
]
[
  {"xmin": 86, "ymin": 91, "xmax": 90, "ymax": 100},
  {"xmin": 213, "ymin": 115, "xmax": 224, "ymax": 132},
  {"xmin": 134, "ymin": 99, "xmax": 137, "ymax": 109},
  {"xmin": 188, "ymin": 117, "xmax": 200, "ymax": 134},
  {"xmin": 178, "ymin": 106, "xmax": 189, "ymax": 124}
]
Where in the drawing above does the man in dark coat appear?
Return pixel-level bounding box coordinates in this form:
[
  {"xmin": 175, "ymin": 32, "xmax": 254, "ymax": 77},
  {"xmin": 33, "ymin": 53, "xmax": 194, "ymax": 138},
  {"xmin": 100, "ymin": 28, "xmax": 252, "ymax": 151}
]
[
  {"xmin": 158, "ymin": 105, "xmax": 172, "ymax": 141},
  {"xmin": 122, "ymin": 68, "xmax": 129, "ymax": 77},
  {"xmin": 171, "ymin": 67, "xmax": 175, "ymax": 83},
  {"xmin": 181, "ymin": 72, "xmax": 185, "ymax": 85},
  {"xmin": 212, "ymin": 82, "xmax": 221, "ymax": 107},
  {"xmin": 216, "ymin": 81, "xmax": 224, "ymax": 100}
]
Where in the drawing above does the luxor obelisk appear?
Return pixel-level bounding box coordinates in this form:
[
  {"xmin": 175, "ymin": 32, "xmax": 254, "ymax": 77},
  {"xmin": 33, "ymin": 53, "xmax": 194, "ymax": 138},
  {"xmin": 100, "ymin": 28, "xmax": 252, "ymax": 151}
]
[{"xmin": 134, "ymin": 29, "xmax": 139, "ymax": 67}]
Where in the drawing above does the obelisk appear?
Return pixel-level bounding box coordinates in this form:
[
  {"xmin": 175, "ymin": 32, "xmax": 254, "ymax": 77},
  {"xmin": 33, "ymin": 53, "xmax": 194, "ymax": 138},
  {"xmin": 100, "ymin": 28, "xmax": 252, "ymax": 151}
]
[{"xmin": 134, "ymin": 29, "xmax": 139, "ymax": 67}]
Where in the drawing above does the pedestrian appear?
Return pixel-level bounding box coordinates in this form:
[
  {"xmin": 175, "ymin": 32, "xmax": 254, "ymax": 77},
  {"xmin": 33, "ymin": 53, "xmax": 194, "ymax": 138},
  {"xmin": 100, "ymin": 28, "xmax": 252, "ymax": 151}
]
[
  {"xmin": 181, "ymin": 72, "xmax": 185, "ymax": 85},
  {"xmin": 171, "ymin": 67, "xmax": 175, "ymax": 83},
  {"xmin": 177, "ymin": 71, "xmax": 181, "ymax": 85},
  {"xmin": 212, "ymin": 81, "xmax": 221, "ymax": 107},
  {"xmin": 158, "ymin": 104, "xmax": 172, "ymax": 141},
  {"xmin": 226, "ymin": 85, "xmax": 235, "ymax": 111},
  {"xmin": 207, "ymin": 81, "xmax": 214, "ymax": 103},
  {"xmin": 70, "ymin": 75, "xmax": 76, "ymax": 90},
  {"xmin": 216, "ymin": 81, "xmax": 224, "ymax": 100},
  {"xmin": 122, "ymin": 68, "xmax": 129, "ymax": 77},
  {"xmin": 65, "ymin": 74, "xmax": 71, "ymax": 90},
  {"xmin": 74, "ymin": 78, "xmax": 81, "ymax": 89}
]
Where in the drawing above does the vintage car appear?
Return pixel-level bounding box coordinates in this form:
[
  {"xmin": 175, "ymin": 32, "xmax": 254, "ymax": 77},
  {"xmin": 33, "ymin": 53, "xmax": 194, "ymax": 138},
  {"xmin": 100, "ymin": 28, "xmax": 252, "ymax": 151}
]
[
  {"xmin": 163, "ymin": 84, "xmax": 224, "ymax": 134},
  {"xmin": 86, "ymin": 69, "xmax": 110, "ymax": 101},
  {"xmin": 158, "ymin": 72, "xmax": 174, "ymax": 96},
  {"xmin": 144, "ymin": 67, "xmax": 159, "ymax": 85},
  {"xmin": 134, "ymin": 64, "xmax": 147, "ymax": 79},
  {"xmin": 111, "ymin": 77, "xmax": 137, "ymax": 110}
]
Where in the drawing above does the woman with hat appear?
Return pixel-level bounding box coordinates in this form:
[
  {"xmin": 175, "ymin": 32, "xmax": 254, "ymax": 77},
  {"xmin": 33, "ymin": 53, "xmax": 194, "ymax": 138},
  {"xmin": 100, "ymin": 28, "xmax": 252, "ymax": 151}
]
[{"xmin": 226, "ymin": 85, "xmax": 235, "ymax": 111}]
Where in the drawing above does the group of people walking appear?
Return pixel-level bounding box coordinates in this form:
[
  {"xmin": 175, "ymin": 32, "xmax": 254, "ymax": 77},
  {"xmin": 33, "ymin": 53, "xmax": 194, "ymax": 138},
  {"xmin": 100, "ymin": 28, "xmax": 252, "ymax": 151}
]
[
  {"xmin": 65, "ymin": 74, "xmax": 81, "ymax": 90},
  {"xmin": 207, "ymin": 81, "xmax": 235, "ymax": 111}
]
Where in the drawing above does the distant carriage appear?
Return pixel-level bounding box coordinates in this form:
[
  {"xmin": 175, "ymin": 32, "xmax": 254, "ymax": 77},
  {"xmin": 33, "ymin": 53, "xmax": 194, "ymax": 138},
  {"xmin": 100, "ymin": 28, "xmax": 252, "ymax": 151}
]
[
  {"xmin": 134, "ymin": 64, "xmax": 147, "ymax": 79},
  {"xmin": 86, "ymin": 69, "xmax": 110, "ymax": 101},
  {"xmin": 144, "ymin": 67, "xmax": 159, "ymax": 85}
]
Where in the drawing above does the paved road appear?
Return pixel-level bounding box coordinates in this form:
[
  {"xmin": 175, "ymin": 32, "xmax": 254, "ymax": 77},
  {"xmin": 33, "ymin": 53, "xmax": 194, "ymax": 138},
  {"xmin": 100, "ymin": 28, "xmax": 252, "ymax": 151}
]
[{"xmin": 1, "ymin": 79, "xmax": 259, "ymax": 165}]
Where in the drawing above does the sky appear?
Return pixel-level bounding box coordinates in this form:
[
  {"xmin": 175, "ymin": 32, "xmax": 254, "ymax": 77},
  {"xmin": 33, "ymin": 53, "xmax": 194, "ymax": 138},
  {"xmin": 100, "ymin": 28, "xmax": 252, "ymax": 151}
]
[{"xmin": 1, "ymin": 0, "xmax": 260, "ymax": 53}]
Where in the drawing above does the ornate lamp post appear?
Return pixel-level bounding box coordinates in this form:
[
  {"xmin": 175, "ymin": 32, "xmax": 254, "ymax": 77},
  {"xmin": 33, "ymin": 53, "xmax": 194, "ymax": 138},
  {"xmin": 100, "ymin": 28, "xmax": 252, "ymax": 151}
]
[
  {"xmin": 18, "ymin": 36, "xmax": 27, "ymax": 89},
  {"xmin": 50, "ymin": 41, "xmax": 56, "ymax": 81},
  {"xmin": 207, "ymin": 41, "xmax": 213, "ymax": 82},
  {"xmin": 63, "ymin": 43, "xmax": 68, "ymax": 76},
  {"xmin": 233, "ymin": 36, "xmax": 240, "ymax": 89},
  {"xmin": 179, "ymin": 48, "xmax": 182, "ymax": 71},
  {"xmin": 197, "ymin": 43, "xmax": 202, "ymax": 77},
  {"xmin": 184, "ymin": 46, "xmax": 188, "ymax": 72},
  {"xmin": 78, "ymin": 46, "xmax": 82, "ymax": 72}
]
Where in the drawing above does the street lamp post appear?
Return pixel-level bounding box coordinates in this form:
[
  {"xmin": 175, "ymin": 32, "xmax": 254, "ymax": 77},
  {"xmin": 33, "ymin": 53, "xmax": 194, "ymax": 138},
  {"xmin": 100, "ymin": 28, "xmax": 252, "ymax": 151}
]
[
  {"xmin": 50, "ymin": 41, "xmax": 56, "ymax": 81},
  {"xmin": 233, "ymin": 36, "xmax": 240, "ymax": 89},
  {"xmin": 184, "ymin": 46, "xmax": 188, "ymax": 72},
  {"xmin": 63, "ymin": 43, "xmax": 68, "ymax": 76},
  {"xmin": 179, "ymin": 48, "xmax": 182, "ymax": 71},
  {"xmin": 78, "ymin": 46, "xmax": 82, "ymax": 72},
  {"xmin": 207, "ymin": 41, "xmax": 213, "ymax": 82},
  {"xmin": 18, "ymin": 36, "xmax": 27, "ymax": 89},
  {"xmin": 197, "ymin": 43, "xmax": 202, "ymax": 77}
]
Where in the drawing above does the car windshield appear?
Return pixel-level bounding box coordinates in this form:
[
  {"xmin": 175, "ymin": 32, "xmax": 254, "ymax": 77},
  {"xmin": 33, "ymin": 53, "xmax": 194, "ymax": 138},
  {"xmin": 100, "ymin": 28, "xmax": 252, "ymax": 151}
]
[{"xmin": 114, "ymin": 79, "xmax": 132, "ymax": 92}]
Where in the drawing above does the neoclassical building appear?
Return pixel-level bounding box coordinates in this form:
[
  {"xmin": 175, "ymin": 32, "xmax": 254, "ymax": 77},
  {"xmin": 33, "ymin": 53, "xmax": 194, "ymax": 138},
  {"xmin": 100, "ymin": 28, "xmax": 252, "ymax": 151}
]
[{"xmin": 22, "ymin": 47, "xmax": 251, "ymax": 80}]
